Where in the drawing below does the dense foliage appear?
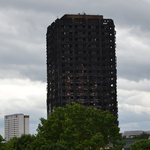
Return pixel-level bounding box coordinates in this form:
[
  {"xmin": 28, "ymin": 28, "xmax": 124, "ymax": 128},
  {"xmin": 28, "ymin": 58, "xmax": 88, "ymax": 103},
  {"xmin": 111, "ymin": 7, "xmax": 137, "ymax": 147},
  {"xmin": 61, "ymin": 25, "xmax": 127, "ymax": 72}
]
[
  {"xmin": 130, "ymin": 139, "xmax": 150, "ymax": 150},
  {"xmin": 0, "ymin": 135, "xmax": 5, "ymax": 150},
  {"xmin": 2, "ymin": 103, "xmax": 123, "ymax": 150},
  {"xmin": 36, "ymin": 103, "xmax": 122, "ymax": 150},
  {"xmin": 4, "ymin": 134, "xmax": 35, "ymax": 150}
]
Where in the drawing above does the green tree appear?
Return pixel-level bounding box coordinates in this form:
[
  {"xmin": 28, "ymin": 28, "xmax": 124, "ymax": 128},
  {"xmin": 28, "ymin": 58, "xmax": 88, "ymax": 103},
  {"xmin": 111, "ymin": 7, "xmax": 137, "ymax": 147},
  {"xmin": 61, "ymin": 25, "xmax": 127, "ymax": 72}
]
[
  {"xmin": 5, "ymin": 137, "xmax": 18, "ymax": 150},
  {"xmin": 0, "ymin": 135, "xmax": 5, "ymax": 150},
  {"xmin": 130, "ymin": 139, "xmax": 150, "ymax": 150},
  {"xmin": 5, "ymin": 134, "xmax": 35, "ymax": 150},
  {"xmin": 36, "ymin": 103, "xmax": 122, "ymax": 150}
]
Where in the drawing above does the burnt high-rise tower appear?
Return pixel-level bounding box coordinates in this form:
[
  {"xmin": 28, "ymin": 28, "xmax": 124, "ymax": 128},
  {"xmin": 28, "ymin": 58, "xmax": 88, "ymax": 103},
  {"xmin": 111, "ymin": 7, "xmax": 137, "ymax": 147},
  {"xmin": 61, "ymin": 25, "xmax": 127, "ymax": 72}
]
[{"xmin": 46, "ymin": 14, "xmax": 118, "ymax": 119}]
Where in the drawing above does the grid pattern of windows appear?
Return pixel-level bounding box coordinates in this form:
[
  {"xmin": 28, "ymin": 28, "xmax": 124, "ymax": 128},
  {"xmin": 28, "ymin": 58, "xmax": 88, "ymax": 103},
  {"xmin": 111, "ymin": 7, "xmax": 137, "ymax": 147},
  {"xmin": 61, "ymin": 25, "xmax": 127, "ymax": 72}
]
[
  {"xmin": 46, "ymin": 14, "xmax": 118, "ymax": 121},
  {"xmin": 4, "ymin": 114, "xmax": 29, "ymax": 141}
]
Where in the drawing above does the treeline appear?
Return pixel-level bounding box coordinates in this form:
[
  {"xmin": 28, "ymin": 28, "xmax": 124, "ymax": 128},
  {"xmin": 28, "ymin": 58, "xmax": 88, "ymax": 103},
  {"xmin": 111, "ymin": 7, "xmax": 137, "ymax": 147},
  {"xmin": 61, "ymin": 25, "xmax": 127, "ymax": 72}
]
[{"xmin": 1, "ymin": 103, "xmax": 123, "ymax": 150}]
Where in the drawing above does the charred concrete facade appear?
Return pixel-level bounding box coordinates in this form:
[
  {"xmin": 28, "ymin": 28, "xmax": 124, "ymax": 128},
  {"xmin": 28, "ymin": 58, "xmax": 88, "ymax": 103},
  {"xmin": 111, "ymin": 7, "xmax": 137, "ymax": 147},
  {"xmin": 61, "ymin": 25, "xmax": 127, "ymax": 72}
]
[{"xmin": 46, "ymin": 14, "xmax": 118, "ymax": 120}]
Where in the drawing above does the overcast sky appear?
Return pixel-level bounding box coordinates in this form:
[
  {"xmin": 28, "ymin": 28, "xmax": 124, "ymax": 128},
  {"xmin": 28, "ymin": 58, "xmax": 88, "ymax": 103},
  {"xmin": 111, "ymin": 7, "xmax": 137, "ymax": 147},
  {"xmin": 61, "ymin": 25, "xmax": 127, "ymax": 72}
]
[{"xmin": 0, "ymin": 0, "xmax": 150, "ymax": 136}]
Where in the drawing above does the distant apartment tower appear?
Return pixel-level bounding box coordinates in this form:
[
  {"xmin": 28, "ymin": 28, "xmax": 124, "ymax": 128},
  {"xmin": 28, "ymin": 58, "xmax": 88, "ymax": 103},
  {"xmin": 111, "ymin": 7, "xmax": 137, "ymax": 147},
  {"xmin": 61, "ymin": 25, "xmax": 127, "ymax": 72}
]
[
  {"xmin": 4, "ymin": 114, "xmax": 29, "ymax": 141},
  {"xmin": 46, "ymin": 14, "xmax": 118, "ymax": 120}
]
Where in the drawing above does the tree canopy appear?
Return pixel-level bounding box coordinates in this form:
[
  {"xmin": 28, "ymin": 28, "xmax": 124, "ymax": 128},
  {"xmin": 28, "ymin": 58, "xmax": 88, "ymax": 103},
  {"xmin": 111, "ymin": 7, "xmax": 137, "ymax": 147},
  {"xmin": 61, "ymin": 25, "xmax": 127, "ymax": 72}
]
[
  {"xmin": 5, "ymin": 134, "xmax": 35, "ymax": 150},
  {"xmin": 130, "ymin": 139, "xmax": 150, "ymax": 150},
  {"xmin": 0, "ymin": 135, "xmax": 5, "ymax": 150},
  {"xmin": 3, "ymin": 103, "xmax": 123, "ymax": 150},
  {"xmin": 36, "ymin": 103, "xmax": 122, "ymax": 150}
]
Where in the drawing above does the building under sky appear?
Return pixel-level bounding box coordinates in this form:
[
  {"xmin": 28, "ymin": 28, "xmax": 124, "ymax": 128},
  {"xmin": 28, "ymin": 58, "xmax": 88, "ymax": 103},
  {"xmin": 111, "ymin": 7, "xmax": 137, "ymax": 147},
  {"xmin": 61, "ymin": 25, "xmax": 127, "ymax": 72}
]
[
  {"xmin": 4, "ymin": 114, "xmax": 29, "ymax": 141},
  {"xmin": 46, "ymin": 14, "xmax": 118, "ymax": 120}
]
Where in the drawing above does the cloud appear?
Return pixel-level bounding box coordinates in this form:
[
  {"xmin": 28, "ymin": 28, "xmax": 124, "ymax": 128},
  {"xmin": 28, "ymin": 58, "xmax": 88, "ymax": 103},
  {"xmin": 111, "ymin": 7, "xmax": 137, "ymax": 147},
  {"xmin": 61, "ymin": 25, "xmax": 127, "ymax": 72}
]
[
  {"xmin": 118, "ymin": 78, "xmax": 150, "ymax": 92},
  {"xmin": 119, "ymin": 104, "xmax": 150, "ymax": 132},
  {"xmin": 116, "ymin": 26, "xmax": 150, "ymax": 81},
  {"xmin": 0, "ymin": 78, "xmax": 46, "ymax": 136},
  {"xmin": 0, "ymin": 0, "xmax": 150, "ymax": 136},
  {"xmin": 118, "ymin": 78, "xmax": 150, "ymax": 132},
  {"xmin": 0, "ymin": 8, "xmax": 49, "ymax": 81}
]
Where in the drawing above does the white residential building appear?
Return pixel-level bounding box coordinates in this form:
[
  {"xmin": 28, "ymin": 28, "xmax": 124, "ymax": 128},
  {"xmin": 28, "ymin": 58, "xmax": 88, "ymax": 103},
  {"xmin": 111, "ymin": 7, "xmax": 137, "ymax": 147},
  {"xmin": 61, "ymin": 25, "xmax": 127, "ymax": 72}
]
[{"xmin": 4, "ymin": 114, "xmax": 29, "ymax": 141}]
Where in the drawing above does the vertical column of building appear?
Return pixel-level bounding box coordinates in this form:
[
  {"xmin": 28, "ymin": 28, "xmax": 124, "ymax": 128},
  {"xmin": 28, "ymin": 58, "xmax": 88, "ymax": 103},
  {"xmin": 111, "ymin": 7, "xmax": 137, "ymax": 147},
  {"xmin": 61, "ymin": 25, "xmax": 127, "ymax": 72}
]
[
  {"xmin": 4, "ymin": 116, "xmax": 9, "ymax": 141},
  {"xmin": 101, "ymin": 19, "xmax": 117, "ymax": 118},
  {"xmin": 24, "ymin": 115, "xmax": 29, "ymax": 134},
  {"xmin": 86, "ymin": 17, "xmax": 103, "ymax": 108},
  {"xmin": 46, "ymin": 25, "xmax": 52, "ymax": 114},
  {"xmin": 18, "ymin": 114, "xmax": 24, "ymax": 137},
  {"xmin": 47, "ymin": 23, "xmax": 57, "ymax": 114},
  {"xmin": 73, "ymin": 17, "xmax": 89, "ymax": 105}
]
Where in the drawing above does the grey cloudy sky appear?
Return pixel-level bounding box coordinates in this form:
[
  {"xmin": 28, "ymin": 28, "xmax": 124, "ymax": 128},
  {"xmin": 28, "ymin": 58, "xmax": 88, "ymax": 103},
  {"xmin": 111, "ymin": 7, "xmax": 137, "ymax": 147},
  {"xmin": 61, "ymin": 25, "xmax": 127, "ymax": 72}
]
[{"xmin": 0, "ymin": 0, "xmax": 150, "ymax": 136}]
